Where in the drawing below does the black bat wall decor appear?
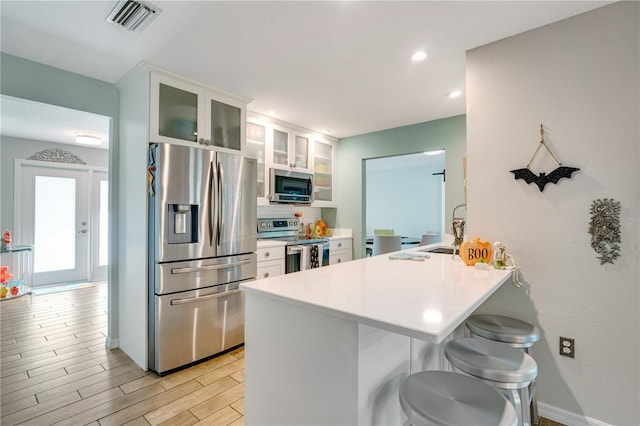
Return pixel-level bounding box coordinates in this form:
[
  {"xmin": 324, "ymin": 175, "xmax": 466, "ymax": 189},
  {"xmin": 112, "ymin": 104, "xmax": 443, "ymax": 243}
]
[
  {"xmin": 510, "ymin": 166, "xmax": 580, "ymax": 192},
  {"xmin": 511, "ymin": 124, "xmax": 580, "ymax": 192}
]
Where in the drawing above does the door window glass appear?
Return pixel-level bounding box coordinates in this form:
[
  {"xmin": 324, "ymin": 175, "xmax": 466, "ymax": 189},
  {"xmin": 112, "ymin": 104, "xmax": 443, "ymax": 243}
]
[{"xmin": 34, "ymin": 176, "xmax": 76, "ymax": 273}]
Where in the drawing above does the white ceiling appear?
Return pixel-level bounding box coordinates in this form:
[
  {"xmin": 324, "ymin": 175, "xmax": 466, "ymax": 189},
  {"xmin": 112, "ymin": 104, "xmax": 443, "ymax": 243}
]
[{"xmin": 0, "ymin": 1, "xmax": 611, "ymax": 144}]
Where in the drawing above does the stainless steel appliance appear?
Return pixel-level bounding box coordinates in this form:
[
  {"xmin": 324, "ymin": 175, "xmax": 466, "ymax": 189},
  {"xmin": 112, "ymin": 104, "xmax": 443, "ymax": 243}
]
[
  {"xmin": 257, "ymin": 218, "xmax": 329, "ymax": 273},
  {"xmin": 148, "ymin": 142, "xmax": 257, "ymax": 375},
  {"xmin": 269, "ymin": 169, "xmax": 314, "ymax": 204}
]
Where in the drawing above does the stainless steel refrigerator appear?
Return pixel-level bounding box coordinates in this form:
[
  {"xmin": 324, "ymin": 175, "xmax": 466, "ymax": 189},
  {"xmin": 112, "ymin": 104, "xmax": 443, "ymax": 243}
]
[{"xmin": 148, "ymin": 142, "xmax": 257, "ymax": 375}]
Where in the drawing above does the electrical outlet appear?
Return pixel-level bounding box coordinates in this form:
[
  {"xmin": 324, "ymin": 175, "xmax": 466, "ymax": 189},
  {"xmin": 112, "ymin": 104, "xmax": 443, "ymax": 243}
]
[{"xmin": 559, "ymin": 337, "xmax": 575, "ymax": 358}]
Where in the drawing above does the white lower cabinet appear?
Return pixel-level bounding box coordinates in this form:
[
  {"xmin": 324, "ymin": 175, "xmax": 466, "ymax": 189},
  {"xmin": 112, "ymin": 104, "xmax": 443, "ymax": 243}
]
[
  {"xmin": 329, "ymin": 238, "xmax": 352, "ymax": 265},
  {"xmin": 257, "ymin": 244, "xmax": 285, "ymax": 280}
]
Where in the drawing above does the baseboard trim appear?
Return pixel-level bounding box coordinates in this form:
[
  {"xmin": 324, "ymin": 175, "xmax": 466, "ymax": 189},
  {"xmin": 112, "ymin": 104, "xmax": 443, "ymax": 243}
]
[
  {"xmin": 105, "ymin": 337, "xmax": 120, "ymax": 349},
  {"xmin": 538, "ymin": 402, "xmax": 611, "ymax": 426}
]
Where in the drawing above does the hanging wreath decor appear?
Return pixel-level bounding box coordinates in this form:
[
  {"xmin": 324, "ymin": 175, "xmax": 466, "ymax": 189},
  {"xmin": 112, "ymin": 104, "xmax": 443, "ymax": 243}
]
[{"xmin": 588, "ymin": 198, "xmax": 621, "ymax": 265}]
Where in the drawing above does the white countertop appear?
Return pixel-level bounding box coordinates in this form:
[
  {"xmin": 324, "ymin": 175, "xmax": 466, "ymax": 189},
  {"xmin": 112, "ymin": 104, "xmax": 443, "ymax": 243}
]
[{"xmin": 241, "ymin": 247, "xmax": 512, "ymax": 343}]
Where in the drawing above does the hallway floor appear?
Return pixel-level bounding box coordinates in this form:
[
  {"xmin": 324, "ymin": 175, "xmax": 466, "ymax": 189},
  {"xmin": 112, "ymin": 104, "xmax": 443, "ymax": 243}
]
[{"xmin": 1, "ymin": 282, "xmax": 244, "ymax": 425}]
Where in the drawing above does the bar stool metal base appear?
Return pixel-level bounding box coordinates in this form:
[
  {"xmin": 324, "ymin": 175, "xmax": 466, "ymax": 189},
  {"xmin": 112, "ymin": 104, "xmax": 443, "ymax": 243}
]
[
  {"xmin": 466, "ymin": 314, "xmax": 541, "ymax": 424},
  {"xmin": 445, "ymin": 338, "xmax": 538, "ymax": 426},
  {"xmin": 399, "ymin": 370, "xmax": 518, "ymax": 426}
]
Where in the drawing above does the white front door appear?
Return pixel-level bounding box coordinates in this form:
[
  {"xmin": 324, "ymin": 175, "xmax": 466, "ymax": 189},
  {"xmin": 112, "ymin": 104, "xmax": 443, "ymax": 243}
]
[{"xmin": 17, "ymin": 161, "xmax": 107, "ymax": 286}]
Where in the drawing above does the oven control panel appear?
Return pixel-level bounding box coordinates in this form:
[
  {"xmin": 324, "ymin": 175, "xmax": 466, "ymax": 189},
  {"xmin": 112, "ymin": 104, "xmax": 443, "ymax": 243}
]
[{"xmin": 258, "ymin": 218, "xmax": 299, "ymax": 231}]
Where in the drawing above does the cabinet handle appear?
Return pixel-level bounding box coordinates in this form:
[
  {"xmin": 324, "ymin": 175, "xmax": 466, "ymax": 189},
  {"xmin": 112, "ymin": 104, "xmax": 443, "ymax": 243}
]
[
  {"xmin": 198, "ymin": 138, "xmax": 205, "ymax": 145},
  {"xmin": 263, "ymin": 272, "xmax": 269, "ymax": 278},
  {"xmin": 264, "ymin": 252, "xmax": 270, "ymax": 257},
  {"xmin": 338, "ymin": 242, "xmax": 342, "ymax": 248},
  {"xmin": 337, "ymin": 258, "xmax": 341, "ymax": 263}
]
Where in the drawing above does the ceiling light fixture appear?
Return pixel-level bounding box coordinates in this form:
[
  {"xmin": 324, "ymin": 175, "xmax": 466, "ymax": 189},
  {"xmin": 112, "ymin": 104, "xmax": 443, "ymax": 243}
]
[
  {"xmin": 267, "ymin": 111, "xmax": 277, "ymax": 117},
  {"xmin": 423, "ymin": 149, "xmax": 444, "ymax": 156},
  {"xmin": 411, "ymin": 51, "xmax": 427, "ymax": 62},
  {"xmin": 106, "ymin": 0, "xmax": 162, "ymax": 33},
  {"xmin": 448, "ymin": 90, "xmax": 462, "ymax": 98},
  {"xmin": 75, "ymin": 134, "xmax": 102, "ymax": 146}
]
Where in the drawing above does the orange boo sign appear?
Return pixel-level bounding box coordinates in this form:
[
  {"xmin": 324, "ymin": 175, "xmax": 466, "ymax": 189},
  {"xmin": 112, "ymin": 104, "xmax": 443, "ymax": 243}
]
[{"xmin": 460, "ymin": 237, "xmax": 493, "ymax": 266}]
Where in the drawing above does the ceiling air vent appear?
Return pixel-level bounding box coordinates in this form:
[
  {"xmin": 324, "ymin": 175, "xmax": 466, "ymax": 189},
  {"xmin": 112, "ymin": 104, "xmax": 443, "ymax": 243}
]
[{"xmin": 106, "ymin": 0, "xmax": 161, "ymax": 32}]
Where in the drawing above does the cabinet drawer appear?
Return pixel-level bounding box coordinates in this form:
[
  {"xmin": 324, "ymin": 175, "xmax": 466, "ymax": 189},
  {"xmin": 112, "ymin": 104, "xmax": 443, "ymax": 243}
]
[
  {"xmin": 330, "ymin": 238, "xmax": 352, "ymax": 251},
  {"xmin": 257, "ymin": 246, "xmax": 285, "ymax": 262},
  {"xmin": 257, "ymin": 261, "xmax": 284, "ymax": 280},
  {"xmin": 329, "ymin": 250, "xmax": 352, "ymax": 265}
]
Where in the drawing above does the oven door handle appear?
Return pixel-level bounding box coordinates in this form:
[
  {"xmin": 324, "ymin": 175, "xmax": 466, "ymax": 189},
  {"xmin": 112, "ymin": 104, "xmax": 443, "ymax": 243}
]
[
  {"xmin": 287, "ymin": 246, "xmax": 304, "ymax": 254},
  {"xmin": 171, "ymin": 258, "xmax": 253, "ymax": 274},
  {"xmin": 170, "ymin": 289, "xmax": 240, "ymax": 305}
]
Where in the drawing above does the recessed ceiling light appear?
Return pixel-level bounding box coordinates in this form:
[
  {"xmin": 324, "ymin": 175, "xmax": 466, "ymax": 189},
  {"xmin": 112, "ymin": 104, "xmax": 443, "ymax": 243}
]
[
  {"xmin": 411, "ymin": 51, "xmax": 427, "ymax": 62},
  {"xmin": 448, "ymin": 90, "xmax": 462, "ymax": 98},
  {"xmin": 75, "ymin": 134, "xmax": 102, "ymax": 145},
  {"xmin": 267, "ymin": 111, "xmax": 277, "ymax": 117}
]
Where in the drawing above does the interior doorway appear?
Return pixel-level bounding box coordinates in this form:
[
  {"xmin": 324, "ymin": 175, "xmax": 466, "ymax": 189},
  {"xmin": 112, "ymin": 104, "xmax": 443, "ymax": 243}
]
[{"xmin": 364, "ymin": 150, "xmax": 445, "ymax": 247}]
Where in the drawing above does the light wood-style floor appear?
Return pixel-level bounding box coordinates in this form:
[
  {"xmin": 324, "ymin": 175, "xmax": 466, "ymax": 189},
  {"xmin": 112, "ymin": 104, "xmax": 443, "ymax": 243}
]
[
  {"xmin": 2, "ymin": 281, "xmax": 565, "ymax": 426},
  {"xmin": 1, "ymin": 281, "xmax": 244, "ymax": 426}
]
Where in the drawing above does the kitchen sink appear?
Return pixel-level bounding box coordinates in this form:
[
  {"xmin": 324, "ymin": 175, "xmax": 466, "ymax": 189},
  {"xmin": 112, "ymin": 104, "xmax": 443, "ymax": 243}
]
[{"xmin": 418, "ymin": 246, "xmax": 455, "ymax": 254}]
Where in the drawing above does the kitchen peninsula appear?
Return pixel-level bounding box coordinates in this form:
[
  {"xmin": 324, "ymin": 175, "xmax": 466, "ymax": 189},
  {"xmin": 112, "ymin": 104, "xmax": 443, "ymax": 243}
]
[{"xmin": 240, "ymin": 248, "xmax": 512, "ymax": 425}]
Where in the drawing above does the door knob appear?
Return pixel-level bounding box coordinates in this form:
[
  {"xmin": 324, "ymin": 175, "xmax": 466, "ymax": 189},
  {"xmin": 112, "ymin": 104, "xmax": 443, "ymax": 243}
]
[{"xmin": 78, "ymin": 229, "xmax": 87, "ymax": 234}]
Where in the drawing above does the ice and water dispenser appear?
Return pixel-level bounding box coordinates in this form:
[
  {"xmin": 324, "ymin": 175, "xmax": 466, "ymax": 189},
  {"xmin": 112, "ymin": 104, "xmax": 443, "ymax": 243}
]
[{"xmin": 167, "ymin": 204, "xmax": 198, "ymax": 244}]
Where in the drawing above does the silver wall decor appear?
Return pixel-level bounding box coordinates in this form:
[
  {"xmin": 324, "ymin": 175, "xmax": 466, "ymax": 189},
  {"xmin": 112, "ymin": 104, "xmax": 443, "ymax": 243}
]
[
  {"xmin": 27, "ymin": 148, "xmax": 86, "ymax": 165},
  {"xmin": 588, "ymin": 198, "xmax": 621, "ymax": 265}
]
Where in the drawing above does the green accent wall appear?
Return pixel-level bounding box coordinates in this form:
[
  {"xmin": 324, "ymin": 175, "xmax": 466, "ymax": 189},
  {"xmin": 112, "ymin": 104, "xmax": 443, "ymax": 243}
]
[
  {"xmin": 330, "ymin": 114, "xmax": 466, "ymax": 258},
  {"xmin": 1, "ymin": 52, "xmax": 120, "ymax": 344},
  {"xmin": 1, "ymin": 53, "xmax": 118, "ymax": 118}
]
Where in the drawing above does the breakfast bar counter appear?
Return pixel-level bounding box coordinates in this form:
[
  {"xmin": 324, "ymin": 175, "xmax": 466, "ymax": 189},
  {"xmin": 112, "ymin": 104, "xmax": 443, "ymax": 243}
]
[{"xmin": 240, "ymin": 249, "xmax": 512, "ymax": 425}]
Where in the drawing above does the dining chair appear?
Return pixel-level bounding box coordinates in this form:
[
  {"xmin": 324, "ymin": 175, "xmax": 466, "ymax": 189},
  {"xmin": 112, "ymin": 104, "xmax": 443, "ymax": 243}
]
[{"xmin": 373, "ymin": 235, "xmax": 402, "ymax": 256}]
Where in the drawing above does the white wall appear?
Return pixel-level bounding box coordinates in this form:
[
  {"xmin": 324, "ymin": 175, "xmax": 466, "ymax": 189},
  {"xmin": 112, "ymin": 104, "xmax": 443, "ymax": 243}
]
[
  {"xmin": 365, "ymin": 164, "xmax": 443, "ymax": 238},
  {"xmin": 466, "ymin": 3, "xmax": 639, "ymax": 425}
]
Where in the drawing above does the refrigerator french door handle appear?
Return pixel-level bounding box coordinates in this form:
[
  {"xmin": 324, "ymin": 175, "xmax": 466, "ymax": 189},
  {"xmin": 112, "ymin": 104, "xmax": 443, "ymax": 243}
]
[
  {"xmin": 217, "ymin": 161, "xmax": 223, "ymax": 247},
  {"xmin": 170, "ymin": 289, "xmax": 241, "ymax": 306},
  {"xmin": 170, "ymin": 257, "xmax": 254, "ymax": 274},
  {"xmin": 207, "ymin": 161, "xmax": 214, "ymax": 246}
]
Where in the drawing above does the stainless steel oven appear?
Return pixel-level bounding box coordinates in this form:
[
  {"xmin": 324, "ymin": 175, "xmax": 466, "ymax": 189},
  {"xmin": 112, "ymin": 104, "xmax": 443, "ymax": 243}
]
[{"xmin": 257, "ymin": 218, "xmax": 329, "ymax": 273}]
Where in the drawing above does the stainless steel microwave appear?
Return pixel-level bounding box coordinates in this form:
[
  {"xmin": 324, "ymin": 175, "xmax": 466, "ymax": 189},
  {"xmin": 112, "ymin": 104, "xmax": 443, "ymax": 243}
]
[{"xmin": 269, "ymin": 168, "xmax": 314, "ymax": 204}]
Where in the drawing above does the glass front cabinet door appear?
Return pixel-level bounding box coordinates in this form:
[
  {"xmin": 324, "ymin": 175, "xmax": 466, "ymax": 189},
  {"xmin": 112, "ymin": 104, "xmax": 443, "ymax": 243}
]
[
  {"xmin": 151, "ymin": 73, "xmax": 204, "ymax": 145},
  {"xmin": 270, "ymin": 126, "xmax": 311, "ymax": 172},
  {"xmin": 246, "ymin": 121, "xmax": 267, "ymax": 200},
  {"xmin": 150, "ymin": 72, "xmax": 246, "ymax": 152},
  {"xmin": 313, "ymin": 137, "xmax": 336, "ymax": 206},
  {"xmin": 205, "ymin": 93, "xmax": 244, "ymax": 153}
]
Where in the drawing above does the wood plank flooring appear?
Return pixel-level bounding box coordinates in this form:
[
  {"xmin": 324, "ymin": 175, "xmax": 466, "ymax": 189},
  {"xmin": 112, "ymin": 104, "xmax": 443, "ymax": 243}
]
[
  {"xmin": 2, "ymin": 281, "xmax": 565, "ymax": 426},
  {"xmin": 1, "ymin": 282, "xmax": 244, "ymax": 426}
]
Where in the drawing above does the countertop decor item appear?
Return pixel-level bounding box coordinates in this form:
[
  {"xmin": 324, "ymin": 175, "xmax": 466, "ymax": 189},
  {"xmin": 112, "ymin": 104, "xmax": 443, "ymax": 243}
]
[
  {"xmin": 588, "ymin": 198, "xmax": 621, "ymax": 265},
  {"xmin": 510, "ymin": 124, "xmax": 580, "ymax": 191},
  {"xmin": 461, "ymin": 237, "xmax": 493, "ymax": 266}
]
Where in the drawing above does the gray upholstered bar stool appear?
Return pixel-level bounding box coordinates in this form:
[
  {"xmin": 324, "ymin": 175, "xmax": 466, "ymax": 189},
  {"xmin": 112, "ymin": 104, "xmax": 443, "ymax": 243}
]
[
  {"xmin": 399, "ymin": 370, "xmax": 518, "ymax": 426},
  {"xmin": 466, "ymin": 314, "xmax": 541, "ymax": 424},
  {"xmin": 444, "ymin": 338, "xmax": 538, "ymax": 426}
]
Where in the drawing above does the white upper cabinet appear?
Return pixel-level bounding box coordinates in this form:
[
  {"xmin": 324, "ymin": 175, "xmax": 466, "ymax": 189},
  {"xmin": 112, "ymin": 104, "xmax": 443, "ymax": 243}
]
[
  {"xmin": 246, "ymin": 121, "xmax": 267, "ymax": 199},
  {"xmin": 149, "ymin": 71, "xmax": 247, "ymax": 154},
  {"xmin": 247, "ymin": 112, "xmax": 337, "ymax": 207},
  {"xmin": 271, "ymin": 124, "xmax": 312, "ymax": 173},
  {"xmin": 312, "ymin": 137, "xmax": 336, "ymax": 206}
]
